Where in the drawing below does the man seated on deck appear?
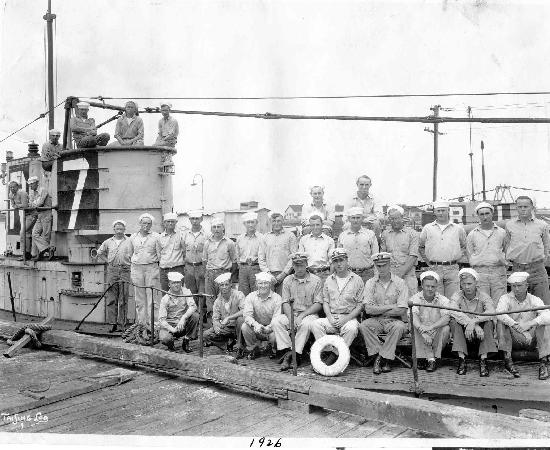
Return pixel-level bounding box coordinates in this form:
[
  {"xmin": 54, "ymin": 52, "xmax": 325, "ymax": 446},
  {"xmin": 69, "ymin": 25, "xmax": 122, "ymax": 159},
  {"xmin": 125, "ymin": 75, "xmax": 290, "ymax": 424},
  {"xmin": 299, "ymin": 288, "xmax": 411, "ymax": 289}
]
[
  {"xmin": 240, "ymin": 272, "xmax": 282, "ymax": 360},
  {"xmin": 41, "ymin": 129, "xmax": 63, "ymax": 161},
  {"xmin": 311, "ymin": 248, "xmax": 364, "ymax": 366},
  {"xmin": 8, "ymin": 180, "xmax": 32, "ymax": 259},
  {"xmin": 298, "ymin": 214, "xmax": 335, "ymax": 284},
  {"xmin": 410, "ymin": 271, "xmax": 452, "ymax": 372},
  {"xmin": 155, "ymin": 102, "xmax": 179, "ymax": 148},
  {"xmin": 203, "ymin": 272, "xmax": 245, "ymax": 351},
  {"xmin": 359, "ymin": 252, "xmax": 409, "ymax": 375},
  {"xmin": 28, "ymin": 176, "xmax": 53, "ymax": 261},
  {"xmin": 448, "ymin": 268, "xmax": 497, "ymax": 377},
  {"xmin": 495, "ymin": 271, "xmax": 550, "ymax": 380},
  {"xmin": 158, "ymin": 272, "xmax": 199, "ymax": 352},
  {"xmin": 271, "ymin": 251, "xmax": 323, "ymax": 371},
  {"xmin": 110, "ymin": 101, "xmax": 144, "ymax": 146},
  {"xmin": 70, "ymin": 102, "xmax": 110, "ymax": 148}
]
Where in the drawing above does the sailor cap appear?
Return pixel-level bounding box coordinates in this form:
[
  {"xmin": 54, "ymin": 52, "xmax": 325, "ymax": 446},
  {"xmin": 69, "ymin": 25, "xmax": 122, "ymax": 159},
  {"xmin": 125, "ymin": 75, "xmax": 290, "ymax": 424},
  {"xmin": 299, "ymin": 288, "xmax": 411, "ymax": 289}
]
[
  {"xmin": 475, "ymin": 202, "xmax": 494, "ymax": 213},
  {"xmin": 420, "ymin": 270, "xmax": 440, "ymax": 283},
  {"xmin": 163, "ymin": 212, "xmax": 178, "ymax": 221},
  {"xmin": 346, "ymin": 206, "xmax": 364, "ymax": 217},
  {"xmin": 387, "ymin": 204, "xmax": 404, "ymax": 215},
  {"xmin": 48, "ymin": 129, "xmax": 61, "ymax": 136},
  {"xmin": 211, "ymin": 217, "xmax": 224, "ymax": 226},
  {"xmin": 459, "ymin": 268, "xmax": 479, "ymax": 280},
  {"xmin": 27, "ymin": 176, "xmax": 39, "ymax": 184},
  {"xmin": 188, "ymin": 210, "xmax": 203, "ymax": 219},
  {"xmin": 507, "ymin": 272, "xmax": 530, "ymax": 284},
  {"xmin": 289, "ymin": 252, "xmax": 309, "ymax": 263},
  {"xmin": 330, "ymin": 248, "xmax": 348, "ymax": 261},
  {"xmin": 167, "ymin": 272, "xmax": 184, "ymax": 282},
  {"xmin": 214, "ymin": 273, "xmax": 232, "ymax": 284},
  {"xmin": 242, "ymin": 211, "xmax": 258, "ymax": 222},
  {"xmin": 256, "ymin": 272, "xmax": 275, "ymax": 283},
  {"xmin": 112, "ymin": 219, "xmax": 127, "ymax": 228},
  {"xmin": 372, "ymin": 252, "xmax": 392, "ymax": 264},
  {"xmin": 76, "ymin": 102, "xmax": 90, "ymax": 109},
  {"xmin": 138, "ymin": 213, "xmax": 154, "ymax": 223},
  {"xmin": 432, "ymin": 200, "xmax": 450, "ymax": 209}
]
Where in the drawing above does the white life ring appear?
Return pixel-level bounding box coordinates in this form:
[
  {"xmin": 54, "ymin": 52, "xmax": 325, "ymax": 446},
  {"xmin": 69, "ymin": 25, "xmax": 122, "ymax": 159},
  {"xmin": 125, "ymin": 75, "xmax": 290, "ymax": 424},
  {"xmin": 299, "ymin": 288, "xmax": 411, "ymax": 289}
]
[{"xmin": 310, "ymin": 334, "xmax": 350, "ymax": 376}]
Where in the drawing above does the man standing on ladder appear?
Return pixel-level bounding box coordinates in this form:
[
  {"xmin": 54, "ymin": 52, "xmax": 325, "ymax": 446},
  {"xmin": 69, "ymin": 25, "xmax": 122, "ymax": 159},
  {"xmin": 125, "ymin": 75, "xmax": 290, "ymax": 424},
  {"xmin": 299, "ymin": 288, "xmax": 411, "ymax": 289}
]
[{"xmin": 28, "ymin": 176, "xmax": 53, "ymax": 261}]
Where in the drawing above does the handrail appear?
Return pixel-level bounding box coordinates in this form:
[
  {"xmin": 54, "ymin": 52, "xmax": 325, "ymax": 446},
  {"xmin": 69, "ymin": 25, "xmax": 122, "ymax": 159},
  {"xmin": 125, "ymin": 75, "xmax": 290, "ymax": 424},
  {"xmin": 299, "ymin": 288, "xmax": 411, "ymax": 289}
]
[{"xmin": 407, "ymin": 300, "xmax": 550, "ymax": 316}]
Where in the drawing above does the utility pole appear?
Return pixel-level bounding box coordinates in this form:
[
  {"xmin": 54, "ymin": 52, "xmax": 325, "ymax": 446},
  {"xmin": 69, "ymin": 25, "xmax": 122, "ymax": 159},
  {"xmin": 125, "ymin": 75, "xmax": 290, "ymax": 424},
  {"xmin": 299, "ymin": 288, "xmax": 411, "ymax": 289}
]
[
  {"xmin": 43, "ymin": 0, "xmax": 56, "ymax": 130},
  {"xmin": 468, "ymin": 107, "xmax": 475, "ymax": 201},
  {"xmin": 423, "ymin": 105, "xmax": 443, "ymax": 201}
]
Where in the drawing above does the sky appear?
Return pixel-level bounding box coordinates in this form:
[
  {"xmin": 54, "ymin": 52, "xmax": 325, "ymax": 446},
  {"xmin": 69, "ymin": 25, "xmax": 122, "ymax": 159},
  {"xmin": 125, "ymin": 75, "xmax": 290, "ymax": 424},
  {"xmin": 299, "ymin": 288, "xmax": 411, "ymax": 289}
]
[{"xmin": 1, "ymin": 0, "xmax": 550, "ymax": 214}]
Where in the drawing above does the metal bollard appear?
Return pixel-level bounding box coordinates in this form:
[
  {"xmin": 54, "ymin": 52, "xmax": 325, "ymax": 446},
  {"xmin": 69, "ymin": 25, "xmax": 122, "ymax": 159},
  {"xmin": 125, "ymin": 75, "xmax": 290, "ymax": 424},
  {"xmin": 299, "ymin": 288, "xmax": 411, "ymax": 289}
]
[
  {"xmin": 289, "ymin": 298, "xmax": 297, "ymax": 376},
  {"xmin": 408, "ymin": 300, "xmax": 420, "ymax": 397}
]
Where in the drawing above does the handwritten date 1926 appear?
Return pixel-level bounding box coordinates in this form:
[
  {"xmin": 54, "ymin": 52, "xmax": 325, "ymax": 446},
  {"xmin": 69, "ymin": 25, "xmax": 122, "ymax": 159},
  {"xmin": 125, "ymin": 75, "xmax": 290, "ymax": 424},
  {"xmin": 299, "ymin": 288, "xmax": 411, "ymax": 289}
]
[{"xmin": 250, "ymin": 437, "xmax": 282, "ymax": 447}]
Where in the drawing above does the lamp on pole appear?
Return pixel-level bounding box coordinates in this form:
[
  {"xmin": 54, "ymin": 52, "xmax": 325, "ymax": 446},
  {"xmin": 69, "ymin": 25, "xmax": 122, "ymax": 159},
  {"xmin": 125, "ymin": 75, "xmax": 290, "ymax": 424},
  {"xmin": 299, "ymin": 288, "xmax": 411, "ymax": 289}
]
[{"xmin": 191, "ymin": 174, "xmax": 204, "ymax": 211}]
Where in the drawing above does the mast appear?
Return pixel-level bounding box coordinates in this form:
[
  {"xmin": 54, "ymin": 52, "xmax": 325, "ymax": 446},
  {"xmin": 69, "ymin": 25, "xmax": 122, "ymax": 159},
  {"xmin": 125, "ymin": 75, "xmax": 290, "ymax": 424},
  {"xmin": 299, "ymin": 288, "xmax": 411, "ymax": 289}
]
[{"xmin": 43, "ymin": 0, "xmax": 56, "ymax": 130}]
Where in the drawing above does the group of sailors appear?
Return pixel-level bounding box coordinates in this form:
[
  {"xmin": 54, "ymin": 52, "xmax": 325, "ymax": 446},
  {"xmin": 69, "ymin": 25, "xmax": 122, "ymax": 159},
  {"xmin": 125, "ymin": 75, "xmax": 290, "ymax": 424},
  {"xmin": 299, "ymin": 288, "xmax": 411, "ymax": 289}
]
[
  {"xmin": 41, "ymin": 100, "xmax": 179, "ymax": 161},
  {"xmin": 95, "ymin": 175, "xmax": 550, "ymax": 381}
]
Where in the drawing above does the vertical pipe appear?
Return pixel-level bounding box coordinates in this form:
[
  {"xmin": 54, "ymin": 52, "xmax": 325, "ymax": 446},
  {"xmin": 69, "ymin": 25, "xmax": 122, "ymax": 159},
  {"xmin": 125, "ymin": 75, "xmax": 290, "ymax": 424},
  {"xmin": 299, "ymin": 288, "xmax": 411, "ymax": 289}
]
[
  {"xmin": 198, "ymin": 295, "xmax": 204, "ymax": 358},
  {"xmin": 21, "ymin": 208, "xmax": 26, "ymax": 261},
  {"xmin": 43, "ymin": 0, "xmax": 55, "ymax": 130},
  {"xmin": 289, "ymin": 298, "xmax": 297, "ymax": 376},
  {"xmin": 408, "ymin": 301, "xmax": 420, "ymax": 397},
  {"xmin": 150, "ymin": 287, "xmax": 155, "ymax": 346},
  {"xmin": 481, "ymin": 141, "xmax": 487, "ymax": 201},
  {"xmin": 468, "ymin": 107, "xmax": 475, "ymax": 201},
  {"xmin": 432, "ymin": 105, "xmax": 440, "ymax": 202},
  {"xmin": 7, "ymin": 272, "xmax": 16, "ymax": 322}
]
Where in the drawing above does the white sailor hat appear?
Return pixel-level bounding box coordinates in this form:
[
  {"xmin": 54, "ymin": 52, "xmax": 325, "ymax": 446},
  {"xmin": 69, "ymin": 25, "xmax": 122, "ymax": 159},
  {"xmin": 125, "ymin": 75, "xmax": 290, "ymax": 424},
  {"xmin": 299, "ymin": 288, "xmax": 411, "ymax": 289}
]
[
  {"xmin": 507, "ymin": 272, "xmax": 530, "ymax": 284},
  {"xmin": 255, "ymin": 272, "xmax": 275, "ymax": 283},
  {"xmin": 420, "ymin": 270, "xmax": 440, "ymax": 283},
  {"xmin": 346, "ymin": 206, "xmax": 364, "ymax": 217},
  {"xmin": 372, "ymin": 252, "xmax": 392, "ymax": 265},
  {"xmin": 48, "ymin": 129, "xmax": 61, "ymax": 136},
  {"xmin": 459, "ymin": 267, "xmax": 479, "ymax": 280},
  {"xmin": 214, "ymin": 272, "xmax": 232, "ymax": 284},
  {"xmin": 387, "ymin": 204, "xmax": 404, "ymax": 215},
  {"xmin": 242, "ymin": 211, "xmax": 258, "ymax": 222},
  {"xmin": 76, "ymin": 102, "xmax": 90, "ymax": 109},
  {"xmin": 188, "ymin": 210, "xmax": 203, "ymax": 219},
  {"xmin": 138, "ymin": 213, "xmax": 154, "ymax": 223},
  {"xmin": 330, "ymin": 248, "xmax": 348, "ymax": 261},
  {"xmin": 163, "ymin": 212, "xmax": 178, "ymax": 221},
  {"xmin": 167, "ymin": 272, "xmax": 184, "ymax": 282},
  {"xmin": 112, "ymin": 219, "xmax": 127, "ymax": 228},
  {"xmin": 475, "ymin": 202, "xmax": 494, "ymax": 213},
  {"xmin": 432, "ymin": 200, "xmax": 450, "ymax": 209},
  {"xmin": 211, "ymin": 217, "xmax": 224, "ymax": 226},
  {"xmin": 27, "ymin": 176, "xmax": 39, "ymax": 184},
  {"xmin": 289, "ymin": 251, "xmax": 309, "ymax": 263},
  {"xmin": 160, "ymin": 102, "xmax": 172, "ymax": 109}
]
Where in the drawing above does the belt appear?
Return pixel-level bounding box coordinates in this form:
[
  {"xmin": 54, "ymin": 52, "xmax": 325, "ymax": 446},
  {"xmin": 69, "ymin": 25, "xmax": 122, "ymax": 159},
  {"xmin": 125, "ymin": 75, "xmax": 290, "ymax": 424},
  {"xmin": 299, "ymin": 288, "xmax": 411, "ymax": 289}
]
[
  {"xmin": 512, "ymin": 259, "xmax": 544, "ymax": 269},
  {"xmin": 109, "ymin": 264, "xmax": 130, "ymax": 268},
  {"xmin": 308, "ymin": 267, "xmax": 330, "ymax": 274},
  {"xmin": 428, "ymin": 260, "xmax": 458, "ymax": 266},
  {"xmin": 349, "ymin": 266, "xmax": 374, "ymax": 272},
  {"xmin": 240, "ymin": 262, "xmax": 259, "ymax": 266},
  {"xmin": 186, "ymin": 262, "xmax": 203, "ymax": 267}
]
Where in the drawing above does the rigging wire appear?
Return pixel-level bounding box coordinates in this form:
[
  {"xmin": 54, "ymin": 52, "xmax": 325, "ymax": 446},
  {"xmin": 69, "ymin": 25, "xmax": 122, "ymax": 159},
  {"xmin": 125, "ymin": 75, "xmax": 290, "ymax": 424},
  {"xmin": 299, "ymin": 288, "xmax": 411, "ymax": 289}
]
[
  {"xmin": 0, "ymin": 101, "xmax": 64, "ymax": 145},
  {"xmin": 83, "ymin": 91, "xmax": 550, "ymax": 101}
]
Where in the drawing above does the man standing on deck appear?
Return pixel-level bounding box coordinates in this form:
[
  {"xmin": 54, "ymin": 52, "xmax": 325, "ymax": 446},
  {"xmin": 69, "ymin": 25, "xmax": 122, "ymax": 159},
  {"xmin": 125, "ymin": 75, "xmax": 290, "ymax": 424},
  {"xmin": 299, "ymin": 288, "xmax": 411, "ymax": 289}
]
[
  {"xmin": 28, "ymin": 176, "xmax": 53, "ymax": 261},
  {"xmin": 41, "ymin": 129, "xmax": 63, "ymax": 161},
  {"xmin": 203, "ymin": 218, "xmax": 238, "ymax": 314},
  {"xmin": 496, "ymin": 272, "xmax": 550, "ymax": 380},
  {"xmin": 337, "ymin": 206, "xmax": 379, "ymax": 283},
  {"xmin": 96, "ymin": 219, "xmax": 132, "ymax": 332},
  {"xmin": 236, "ymin": 211, "xmax": 263, "ymax": 296},
  {"xmin": 504, "ymin": 196, "xmax": 550, "ymax": 305},
  {"xmin": 311, "ymin": 248, "xmax": 364, "ymax": 365},
  {"xmin": 381, "ymin": 205, "xmax": 419, "ymax": 295},
  {"xmin": 302, "ymin": 185, "xmax": 334, "ymax": 225},
  {"xmin": 410, "ymin": 271, "xmax": 452, "ymax": 372},
  {"xmin": 70, "ymin": 102, "xmax": 110, "ymax": 148},
  {"xmin": 203, "ymin": 272, "xmax": 245, "ymax": 351},
  {"xmin": 259, "ymin": 212, "xmax": 298, "ymax": 295},
  {"xmin": 298, "ymin": 214, "xmax": 335, "ymax": 284},
  {"xmin": 240, "ymin": 272, "xmax": 282, "ymax": 359},
  {"xmin": 8, "ymin": 180, "xmax": 32, "ymax": 259},
  {"xmin": 346, "ymin": 175, "xmax": 383, "ymax": 236},
  {"xmin": 184, "ymin": 210, "xmax": 210, "ymax": 314},
  {"xmin": 419, "ymin": 200, "xmax": 467, "ymax": 298},
  {"xmin": 271, "ymin": 252, "xmax": 323, "ymax": 370},
  {"xmin": 158, "ymin": 212, "xmax": 186, "ymax": 292},
  {"xmin": 359, "ymin": 252, "xmax": 409, "ymax": 375},
  {"xmin": 466, "ymin": 202, "xmax": 507, "ymax": 306},
  {"xmin": 127, "ymin": 213, "xmax": 162, "ymax": 326},
  {"xmin": 158, "ymin": 272, "xmax": 198, "ymax": 352},
  {"xmin": 449, "ymin": 268, "xmax": 497, "ymax": 377},
  {"xmin": 155, "ymin": 102, "xmax": 179, "ymax": 148}
]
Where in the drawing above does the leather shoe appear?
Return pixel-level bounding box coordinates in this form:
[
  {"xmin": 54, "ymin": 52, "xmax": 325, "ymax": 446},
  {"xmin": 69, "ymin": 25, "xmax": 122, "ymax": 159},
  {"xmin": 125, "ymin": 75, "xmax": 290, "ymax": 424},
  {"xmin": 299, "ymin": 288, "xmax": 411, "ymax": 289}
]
[
  {"xmin": 539, "ymin": 362, "xmax": 549, "ymax": 380},
  {"xmin": 456, "ymin": 357, "xmax": 467, "ymax": 375},
  {"xmin": 426, "ymin": 359, "xmax": 437, "ymax": 372},
  {"xmin": 235, "ymin": 347, "xmax": 245, "ymax": 359},
  {"xmin": 226, "ymin": 338, "xmax": 236, "ymax": 352},
  {"xmin": 181, "ymin": 337, "xmax": 191, "ymax": 353},
  {"xmin": 373, "ymin": 355, "xmax": 382, "ymax": 375},
  {"xmin": 324, "ymin": 352, "xmax": 338, "ymax": 366},
  {"xmin": 247, "ymin": 346, "xmax": 261, "ymax": 360},
  {"xmin": 417, "ymin": 359, "xmax": 427, "ymax": 370},
  {"xmin": 479, "ymin": 359, "xmax": 489, "ymax": 377},
  {"xmin": 504, "ymin": 358, "xmax": 520, "ymax": 378},
  {"xmin": 381, "ymin": 358, "xmax": 391, "ymax": 373},
  {"xmin": 279, "ymin": 352, "xmax": 293, "ymax": 371}
]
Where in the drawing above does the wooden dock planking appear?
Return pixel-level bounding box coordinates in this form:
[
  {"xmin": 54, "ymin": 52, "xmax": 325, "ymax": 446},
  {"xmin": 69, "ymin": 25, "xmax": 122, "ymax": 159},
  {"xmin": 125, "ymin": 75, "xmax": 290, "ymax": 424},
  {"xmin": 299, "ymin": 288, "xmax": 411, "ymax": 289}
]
[{"xmin": 240, "ymin": 407, "xmax": 327, "ymax": 438}]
